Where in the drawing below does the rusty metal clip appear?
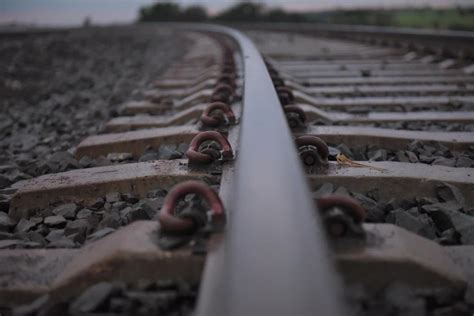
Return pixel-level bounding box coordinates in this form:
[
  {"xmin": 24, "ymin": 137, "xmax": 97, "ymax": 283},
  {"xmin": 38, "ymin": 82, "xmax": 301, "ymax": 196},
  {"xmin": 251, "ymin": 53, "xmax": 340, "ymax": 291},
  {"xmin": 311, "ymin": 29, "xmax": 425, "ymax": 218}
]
[
  {"xmin": 296, "ymin": 135, "xmax": 329, "ymax": 167},
  {"xmin": 317, "ymin": 194, "xmax": 367, "ymax": 238},
  {"xmin": 271, "ymin": 76, "xmax": 285, "ymax": 88},
  {"xmin": 211, "ymin": 83, "xmax": 234, "ymax": 103},
  {"xmin": 186, "ymin": 131, "xmax": 233, "ymax": 164},
  {"xmin": 268, "ymin": 67, "xmax": 279, "ymax": 77},
  {"xmin": 158, "ymin": 180, "xmax": 226, "ymax": 234},
  {"xmin": 217, "ymin": 73, "xmax": 236, "ymax": 88},
  {"xmin": 277, "ymin": 86, "xmax": 294, "ymax": 105},
  {"xmin": 283, "ymin": 104, "xmax": 306, "ymax": 129},
  {"xmin": 222, "ymin": 49, "xmax": 234, "ymax": 59},
  {"xmin": 201, "ymin": 102, "xmax": 236, "ymax": 127},
  {"xmin": 221, "ymin": 64, "xmax": 236, "ymax": 76}
]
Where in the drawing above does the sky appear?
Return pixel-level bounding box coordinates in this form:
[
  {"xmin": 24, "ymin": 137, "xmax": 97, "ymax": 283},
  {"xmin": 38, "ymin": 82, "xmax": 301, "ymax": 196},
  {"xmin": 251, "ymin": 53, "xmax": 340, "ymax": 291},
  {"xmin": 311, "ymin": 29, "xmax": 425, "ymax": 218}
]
[{"xmin": 1, "ymin": 0, "xmax": 473, "ymax": 26}]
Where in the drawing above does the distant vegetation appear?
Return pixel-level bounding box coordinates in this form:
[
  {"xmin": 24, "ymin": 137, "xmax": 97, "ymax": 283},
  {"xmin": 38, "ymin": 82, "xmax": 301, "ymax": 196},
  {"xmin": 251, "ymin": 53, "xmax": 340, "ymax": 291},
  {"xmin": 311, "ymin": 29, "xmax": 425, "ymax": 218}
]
[
  {"xmin": 138, "ymin": 2, "xmax": 474, "ymax": 31},
  {"xmin": 138, "ymin": 3, "xmax": 303, "ymax": 23},
  {"xmin": 310, "ymin": 8, "xmax": 474, "ymax": 31},
  {"xmin": 139, "ymin": 3, "xmax": 207, "ymax": 22},
  {"xmin": 391, "ymin": 9, "xmax": 474, "ymax": 31}
]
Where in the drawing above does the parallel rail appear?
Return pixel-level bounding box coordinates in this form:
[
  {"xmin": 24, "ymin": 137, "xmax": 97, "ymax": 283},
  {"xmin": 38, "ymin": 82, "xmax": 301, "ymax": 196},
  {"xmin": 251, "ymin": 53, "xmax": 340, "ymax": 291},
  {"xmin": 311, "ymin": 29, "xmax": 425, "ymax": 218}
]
[{"xmin": 236, "ymin": 23, "xmax": 474, "ymax": 58}]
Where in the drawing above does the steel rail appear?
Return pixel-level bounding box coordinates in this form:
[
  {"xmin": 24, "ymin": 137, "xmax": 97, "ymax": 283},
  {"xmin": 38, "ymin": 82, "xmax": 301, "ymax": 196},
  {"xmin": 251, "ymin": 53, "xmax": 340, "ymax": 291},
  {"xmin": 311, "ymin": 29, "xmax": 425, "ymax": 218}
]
[
  {"xmin": 241, "ymin": 22, "xmax": 474, "ymax": 41},
  {"xmin": 168, "ymin": 24, "xmax": 346, "ymax": 316},
  {"xmin": 235, "ymin": 23, "xmax": 474, "ymax": 58}
]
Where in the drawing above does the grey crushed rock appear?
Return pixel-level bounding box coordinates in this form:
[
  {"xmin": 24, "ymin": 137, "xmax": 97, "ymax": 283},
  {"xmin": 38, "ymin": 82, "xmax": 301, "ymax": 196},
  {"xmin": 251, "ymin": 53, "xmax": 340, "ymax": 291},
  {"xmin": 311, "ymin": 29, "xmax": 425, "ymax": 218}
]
[
  {"xmin": 90, "ymin": 197, "xmax": 105, "ymax": 210},
  {"xmin": 456, "ymin": 156, "xmax": 473, "ymax": 168},
  {"xmin": 422, "ymin": 201, "xmax": 461, "ymax": 231},
  {"xmin": 323, "ymin": 140, "xmax": 474, "ymax": 168},
  {"xmin": 334, "ymin": 186, "xmax": 350, "ymax": 196},
  {"xmin": 98, "ymin": 213, "xmax": 121, "ymax": 229},
  {"xmin": 26, "ymin": 231, "xmax": 47, "ymax": 246},
  {"xmin": 111, "ymin": 201, "xmax": 128, "ymax": 212},
  {"xmin": 52, "ymin": 203, "xmax": 77, "ymax": 219},
  {"xmin": 0, "ymin": 211, "xmax": 16, "ymax": 231},
  {"xmin": 432, "ymin": 157, "xmax": 457, "ymax": 167},
  {"xmin": 328, "ymin": 146, "xmax": 341, "ymax": 158},
  {"xmin": 64, "ymin": 219, "xmax": 89, "ymax": 236},
  {"xmin": 147, "ymin": 189, "xmax": 167, "ymax": 198},
  {"xmin": 0, "ymin": 195, "xmax": 10, "ymax": 213},
  {"xmin": 0, "ymin": 25, "xmax": 188, "ymax": 183},
  {"xmin": 0, "ymin": 174, "xmax": 12, "ymax": 189},
  {"xmin": 70, "ymin": 282, "xmax": 116, "ymax": 313},
  {"xmin": 177, "ymin": 143, "xmax": 189, "ymax": 153},
  {"xmin": 388, "ymin": 210, "xmax": 436, "ymax": 239},
  {"xmin": 105, "ymin": 192, "xmax": 122, "ymax": 203},
  {"xmin": 87, "ymin": 227, "xmax": 116, "ymax": 242},
  {"xmin": 336, "ymin": 143, "xmax": 353, "ymax": 157},
  {"xmin": 441, "ymin": 207, "xmax": 474, "ymax": 245},
  {"xmin": 312, "ymin": 183, "xmax": 334, "ymax": 199},
  {"xmin": 45, "ymin": 229, "xmax": 65, "ymax": 243},
  {"xmin": 438, "ymin": 228, "xmax": 459, "ymax": 245},
  {"xmin": 0, "ymin": 239, "xmax": 24, "ymax": 249},
  {"xmin": 124, "ymin": 207, "xmax": 150, "ymax": 223},
  {"xmin": 0, "ymin": 232, "xmax": 13, "ymax": 240},
  {"xmin": 6, "ymin": 186, "xmax": 211, "ymax": 249},
  {"xmin": 139, "ymin": 152, "xmax": 160, "ymax": 162},
  {"xmin": 436, "ymin": 183, "xmax": 465, "ymax": 205},
  {"xmin": 107, "ymin": 152, "xmax": 133, "ymax": 162},
  {"xmin": 136, "ymin": 198, "xmax": 163, "ymax": 218},
  {"xmin": 76, "ymin": 208, "xmax": 93, "ymax": 219},
  {"xmin": 367, "ymin": 148, "xmax": 387, "ymax": 161},
  {"xmin": 406, "ymin": 151, "xmax": 419, "ymax": 163},
  {"xmin": 15, "ymin": 218, "xmax": 37, "ymax": 233},
  {"xmin": 346, "ymin": 282, "xmax": 469, "ymax": 316},
  {"xmin": 122, "ymin": 192, "xmax": 140, "ymax": 204},
  {"xmin": 158, "ymin": 144, "xmax": 183, "ymax": 160},
  {"xmin": 44, "ymin": 215, "xmax": 67, "ymax": 227},
  {"xmin": 12, "ymin": 280, "xmax": 197, "ymax": 315},
  {"xmin": 312, "ymin": 181, "xmax": 472, "ymax": 246},
  {"xmin": 47, "ymin": 236, "xmax": 76, "ymax": 248}
]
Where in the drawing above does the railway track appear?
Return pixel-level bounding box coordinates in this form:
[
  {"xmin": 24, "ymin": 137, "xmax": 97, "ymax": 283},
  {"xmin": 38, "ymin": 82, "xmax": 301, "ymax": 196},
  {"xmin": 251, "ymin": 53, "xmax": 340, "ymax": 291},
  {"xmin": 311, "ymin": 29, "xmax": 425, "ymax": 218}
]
[{"xmin": 0, "ymin": 23, "xmax": 473, "ymax": 315}]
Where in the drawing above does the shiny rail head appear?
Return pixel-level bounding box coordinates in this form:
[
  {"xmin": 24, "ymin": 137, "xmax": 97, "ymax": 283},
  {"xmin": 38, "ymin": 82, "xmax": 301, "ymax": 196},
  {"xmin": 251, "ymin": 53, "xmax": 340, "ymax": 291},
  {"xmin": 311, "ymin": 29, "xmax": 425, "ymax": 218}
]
[{"xmin": 194, "ymin": 23, "xmax": 346, "ymax": 316}]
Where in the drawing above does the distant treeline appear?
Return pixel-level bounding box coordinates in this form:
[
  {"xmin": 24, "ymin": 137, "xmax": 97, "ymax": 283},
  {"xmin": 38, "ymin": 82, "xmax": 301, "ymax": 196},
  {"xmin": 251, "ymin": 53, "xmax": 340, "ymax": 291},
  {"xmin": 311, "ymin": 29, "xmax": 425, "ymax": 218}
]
[
  {"xmin": 138, "ymin": 3, "xmax": 474, "ymax": 31},
  {"xmin": 138, "ymin": 3, "xmax": 304, "ymax": 23}
]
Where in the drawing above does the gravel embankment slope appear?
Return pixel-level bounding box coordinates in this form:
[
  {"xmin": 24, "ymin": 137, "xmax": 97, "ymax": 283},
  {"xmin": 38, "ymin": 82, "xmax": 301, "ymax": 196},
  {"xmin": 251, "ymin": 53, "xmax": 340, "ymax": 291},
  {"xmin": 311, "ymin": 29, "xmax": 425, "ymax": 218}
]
[{"xmin": 0, "ymin": 25, "xmax": 190, "ymax": 186}]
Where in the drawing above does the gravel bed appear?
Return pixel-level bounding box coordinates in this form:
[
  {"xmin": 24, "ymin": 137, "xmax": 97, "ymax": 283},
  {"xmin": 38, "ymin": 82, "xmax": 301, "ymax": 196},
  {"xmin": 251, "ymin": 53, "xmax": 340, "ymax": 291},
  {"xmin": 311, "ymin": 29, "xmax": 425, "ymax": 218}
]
[
  {"xmin": 0, "ymin": 25, "xmax": 190, "ymax": 186},
  {"xmin": 313, "ymin": 182, "xmax": 474, "ymax": 245},
  {"xmin": 315, "ymin": 91, "xmax": 474, "ymax": 98},
  {"xmin": 7, "ymin": 279, "xmax": 473, "ymax": 316},
  {"xmin": 319, "ymin": 121, "xmax": 474, "ymax": 132},
  {"xmin": 0, "ymin": 185, "xmax": 215, "ymax": 249},
  {"xmin": 9, "ymin": 280, "xmax": 196, "ymax": 316},
  {"xmin": 19, "ymin": 142, "xmax": 190, "ymax": 180},
  {"xmin": 327, "ymin": 140, "xmax": 474, "ymax": 168},
  {"xmin": 346, "ymin": 283, "xmax": 472, "ymax": 316},
  {"xmin": 330, "ymin": 102, "xmax": 474, "ymax": 114}
]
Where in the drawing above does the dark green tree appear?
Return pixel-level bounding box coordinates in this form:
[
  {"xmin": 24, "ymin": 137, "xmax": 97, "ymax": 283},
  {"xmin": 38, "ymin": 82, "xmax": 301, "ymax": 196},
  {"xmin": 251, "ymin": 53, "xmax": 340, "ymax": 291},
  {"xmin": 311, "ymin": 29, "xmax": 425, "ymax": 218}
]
[
  {"xmin": 266, "ymin": 8, "xmax": 306, "ymax": 22},
  {"xmin": 182, "ymin": 5, "xmax": 208, "ymax": 22},
  {"xmin": 215, "ymin": 2, "xmax": 264, "ymax": 22},
  {"xmin": 138, "ymin": 3, "xmax": 182, "ymax": 22}
]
